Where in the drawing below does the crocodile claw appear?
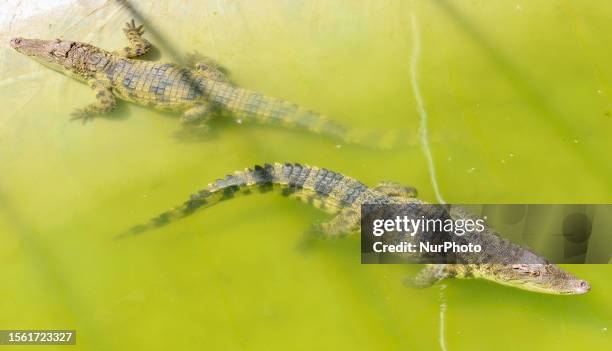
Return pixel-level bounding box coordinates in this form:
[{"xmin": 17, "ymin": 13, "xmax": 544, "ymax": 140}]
[
  {"xmin": 70, "ymin": 109, "xmax": 94, "ymax": 124},
  {"xmin": 123, "ymin": 19, "xmax": 145, "ymax": 35}
]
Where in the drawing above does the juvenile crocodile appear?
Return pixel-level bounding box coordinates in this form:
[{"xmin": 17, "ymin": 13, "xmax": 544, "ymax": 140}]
[
  {"xmin": 10, "ymin": 20, "xmax": 396, "ymax": 147},
  {"xmin": 121, "ymin": 162, "xmax": 591, "ymax": 295}
]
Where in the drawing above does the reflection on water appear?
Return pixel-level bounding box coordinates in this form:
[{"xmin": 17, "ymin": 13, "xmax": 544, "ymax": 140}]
[{"xmin": 0, "ymin": 0, "xmax": 610, "ymax": 350}]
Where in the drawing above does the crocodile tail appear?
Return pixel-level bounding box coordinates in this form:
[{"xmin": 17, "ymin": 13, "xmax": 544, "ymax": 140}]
[
  {"xmin": 117, "ymin": 163, "xmax": 371, "ymax": 238},
  {"xmin": 208, "ymin": 83, "xmax": 406, "ymax": 149}
]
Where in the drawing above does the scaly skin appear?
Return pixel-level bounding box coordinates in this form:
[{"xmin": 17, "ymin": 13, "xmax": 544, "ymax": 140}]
[
  {"xmin": 120, "ymin": 162, "xmax": 591, "ymax": 295},
  {"xmin": 9, "ymin": 20, "xmax": 396, "ymax": 148}
]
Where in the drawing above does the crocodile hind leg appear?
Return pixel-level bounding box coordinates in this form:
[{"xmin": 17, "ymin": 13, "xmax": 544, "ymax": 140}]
[
  {"xmin": 181, "ymin": 103, "xmax": 214, "ymax": 126},
  {"xmin": 404, "ymin": 264, "xmax": 451, "ymax": 288},
  {"xmin": 70, "ymin": 80, "xmax": 116, "ymax": 123},
  {"xmin": 298, "ymin": 207, "xmax": 360, "ymax": 250},
  {"xmin": 113, "ymin": 19, "xmax": 152, "ymax": 58},
  {"xmin": 175, "ymin": 103, "xmax": 218, "ymax": 139},
  {"xmin": 185, "ymin": 52, "xmax": 231, "ymax": 83},
  {"xmin": 317, "ymin": 207, "xmax": 361, "ymax": 238},
  {"xmin": 373, "ymin": 181, "xmax": 418, "ymax": 198}
]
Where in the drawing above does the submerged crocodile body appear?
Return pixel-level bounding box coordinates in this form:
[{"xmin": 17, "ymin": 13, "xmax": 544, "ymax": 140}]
[
  {"xmin": 10, "ymin": 20, "xmax": 394, "ymax": 147},
  {"xmin": 122, "ymin": 162, "xmax": 590, "ymax": 295}
]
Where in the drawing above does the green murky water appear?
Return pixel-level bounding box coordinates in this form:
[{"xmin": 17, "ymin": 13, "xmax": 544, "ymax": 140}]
[{"xmin": 0, "ymin": 1, "xmax": 610, "ymax": 350}]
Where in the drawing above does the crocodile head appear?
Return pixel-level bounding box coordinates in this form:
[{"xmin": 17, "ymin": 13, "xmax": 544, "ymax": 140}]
[
  {"xmin": 480, "ymin": 263, "xmax": 590, "ymax": 295},
  {"xmin": 446, "ymin": 206, "xmax": 590, "ymax": 295},
  {"xmin": 10, "ymin": 37, "xmax": 104, "ymax": 80}
]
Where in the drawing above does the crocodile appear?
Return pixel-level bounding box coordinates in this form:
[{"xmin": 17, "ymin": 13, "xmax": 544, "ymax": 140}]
[
  {"xmin": 9, "ymin": 20, "xmax": 396, "ymax": 148},
  {"xmin": 120, "ymin": 162, "xmax": 591, "ymax": 295}
]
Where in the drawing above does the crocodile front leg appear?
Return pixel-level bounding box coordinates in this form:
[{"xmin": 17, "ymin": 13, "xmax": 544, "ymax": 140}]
[
  {"xmin": 404, "ymin": 265, "xmax": 451, "ymax": 288},
  {"xmin": 70, "ymin": 79, "xmax": 116, "ymax": 123},
  {"xmin": 113, "ymin": 19, "xmax": 152, "ymax": 58}
]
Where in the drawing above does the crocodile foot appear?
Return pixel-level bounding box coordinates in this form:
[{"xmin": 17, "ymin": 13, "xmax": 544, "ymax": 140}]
[
  {"xmin": 123, "ymin": 19, "xmax": 144, "ymax": 36},
  {"xmin": 70, "ymin": 109, "xmax": 96, "ymax": 124}
]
